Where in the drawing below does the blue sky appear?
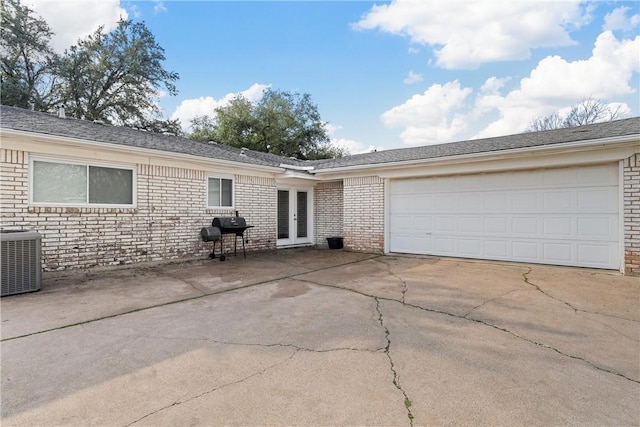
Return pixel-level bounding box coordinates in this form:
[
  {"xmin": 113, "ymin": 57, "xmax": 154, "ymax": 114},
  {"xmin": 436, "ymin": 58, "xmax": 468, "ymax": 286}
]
[{"xmin": 28, "ymin": 0, "xmax": 640, "ymax": 153}]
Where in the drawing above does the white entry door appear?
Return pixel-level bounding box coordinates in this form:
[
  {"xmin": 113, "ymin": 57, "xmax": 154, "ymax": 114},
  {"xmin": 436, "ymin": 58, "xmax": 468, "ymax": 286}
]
[
  {"xmin": 388, "ymin": 164, "xmax": 620, "ymax": 269},
  {"xmin": 277, "ymin": 188, "xmax": 313, "ymax": 246}
]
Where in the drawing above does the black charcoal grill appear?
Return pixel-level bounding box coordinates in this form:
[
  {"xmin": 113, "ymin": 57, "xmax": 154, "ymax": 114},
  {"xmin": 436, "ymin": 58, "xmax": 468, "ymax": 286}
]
[{"xmin": 201, "ymin": 215, "xmax": 253, "ymax": 261}]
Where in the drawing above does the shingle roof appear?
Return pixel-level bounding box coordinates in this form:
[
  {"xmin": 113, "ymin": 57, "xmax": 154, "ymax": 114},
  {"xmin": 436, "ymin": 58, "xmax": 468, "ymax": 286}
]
[
  {"xmin": 2, "ymin": 105, "xmax": 638, "ymax": 173},
  {"xmin": 0, "ymin": 105, "xmax": 290, "ymax": 169},
  {"xmin": 310, "ymin": 116, "xmax": 640, "ymax": 170}
]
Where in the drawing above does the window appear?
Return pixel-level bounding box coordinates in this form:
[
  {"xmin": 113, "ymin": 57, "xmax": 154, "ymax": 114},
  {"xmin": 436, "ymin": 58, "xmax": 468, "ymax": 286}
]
[
  {"xmin": 32, "ymin": 159, "xmax": 135, "ymax": 206},
  {"xmin": 208, "ymin": 177, "xmax": 233, "ymax": 207}
]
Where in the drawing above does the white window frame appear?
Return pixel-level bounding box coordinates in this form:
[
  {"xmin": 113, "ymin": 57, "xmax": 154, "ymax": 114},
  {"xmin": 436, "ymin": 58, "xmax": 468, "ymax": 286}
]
[
  {"xmin": 29, "ymin": 156, "xmax": 137, "ymax": 208},
  {"xmin": 207, "ymin": 174, "xmax": 235, "ymax": 209}
]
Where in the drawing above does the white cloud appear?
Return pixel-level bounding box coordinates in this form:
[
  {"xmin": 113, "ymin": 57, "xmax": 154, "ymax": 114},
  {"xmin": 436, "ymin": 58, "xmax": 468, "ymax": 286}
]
[
  {"xmin": 381, "ymin": 80, "xmax": 472, "ymax": 145},
  {"xmin": 603, "ymin": 6, "xmax": 640, "ymax": 33},
  {"xmin": 474, "ymin": 30, "xmax": 640, "ymax": 137},
  {"xmin": 325, "ymin": 123, "xmax": 382, "ymax": 154},
  {"xmin": 153, "ymin": 1, "xmax": 167, "ymax": 15},
  {"xmin": 354, "ymin": 0, "xmax": 587, "ymax": 69},
  {"xmin": 26, "ymin": 0, "xmax": 127, "ymax": 52},
  {"xmin": 403, "ymin": 70, "xmax": 423, "ymax": 85},
  {"xmin": 171, "ymin": 83, "xmax": 270, "ymax": 131},
  {"xmin": 381, "ymin": 30, "xmax": 639, "ymax": 144}
]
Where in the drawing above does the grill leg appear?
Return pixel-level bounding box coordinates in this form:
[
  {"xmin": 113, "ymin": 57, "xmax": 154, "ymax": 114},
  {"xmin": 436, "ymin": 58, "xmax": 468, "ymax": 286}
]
[{"xmin": 242, "ymin": 234, "xmax": 246, "ymax": 259}]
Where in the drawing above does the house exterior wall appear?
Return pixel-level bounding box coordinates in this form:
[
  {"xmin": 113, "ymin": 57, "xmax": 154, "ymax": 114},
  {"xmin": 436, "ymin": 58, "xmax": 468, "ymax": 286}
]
[
  {"xmin": 313, "ymin": 181, "xmax": 344, "ymax": 247},
  {"xmin": 343, "ymin": 176, "xmax": 384, "ymax": 253},
  {"xmin": 0, "ymin": 149, "xmax": 277, "ymax": 271},
  {"xmin": 235, "ymin": 175, "xmax": 277, "ymax": 251},
  {"xmin": 623, "ymin": 153, "xmax": 640, "ymax": 275}
]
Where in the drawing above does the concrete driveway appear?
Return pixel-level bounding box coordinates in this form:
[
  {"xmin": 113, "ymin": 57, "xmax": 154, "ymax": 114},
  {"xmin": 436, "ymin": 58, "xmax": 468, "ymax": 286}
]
[{"xmin": 1, "ymin": 249, "xmax": 639, "ymax": 426}]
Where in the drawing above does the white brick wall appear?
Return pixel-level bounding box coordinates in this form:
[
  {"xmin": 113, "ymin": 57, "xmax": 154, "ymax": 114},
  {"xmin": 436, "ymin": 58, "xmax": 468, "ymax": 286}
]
[
  {"xmin": 0, "ymin": 149, "xmax": 277, "ymax": 270},
  {"xmin": 314, "ymin": 181, "xmax": 343, "ymax": 247},
  {"xmin": 624, "ymin": 154, "xmax": 639, "ymax": 275},
  {"xmin": 343, "ymin": 176, "xmax": 384, "ymax": 253},
  {"xmin": 235, "ymin": 175, "xmax": 277, "ymax": 251}
]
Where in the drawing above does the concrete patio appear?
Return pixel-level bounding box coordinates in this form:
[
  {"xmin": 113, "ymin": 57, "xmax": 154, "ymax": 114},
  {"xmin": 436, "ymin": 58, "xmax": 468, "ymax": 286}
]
[{"xmin": 1, "ymin": 248, "xmax": 639, "ymax": 426}]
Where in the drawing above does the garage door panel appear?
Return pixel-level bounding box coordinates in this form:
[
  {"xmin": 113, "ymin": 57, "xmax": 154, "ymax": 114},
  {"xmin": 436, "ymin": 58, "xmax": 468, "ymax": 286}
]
[
  {"xmin": 578, "ymin": 244, "xmax": 615, "ymax": 267},
  {"xmin": 459, "ymin": 239, "xmax": 481, "ymax": 256},
  {"xmin": 512, "ymin": 192, "xmax": 540, "ymax": 212},
  {"xmin": 484, "ymin": 240, "xmax": 509, "ymax": 258},
  {"xmin": 543, "ymin": 242, "xmax": 573, "ymax": 264},
  {"xmin": 435, "ymin": 216, "xmax": 456, "ymax": 232},
  {"xmin": 543, "ymin": 217, "xmax": 574, "ymax": 237},
  {"xmin": 484, "ymin": 193, "xmax": 508, "ymax": 212},
  {"xmin": 578, "ymin": 216, "xmax": 617, "ymax": 239},
  {"xmin": 577, "ymin": 188, "xmax": 618, "ymax": 212},
  {"xmin": 543, "ymin": 191, "xmax": 575, "ymax": 212},
  {"xmin": 389, "ymin": 163, "xmax": 620, "ymax": 269},
  {"xmin": 484, "ymin": 217, "xmax": 509, "ymax": 234},
  {"xmin": 459, "ymin": 217, "xmax": 482, "ymax": 233}
]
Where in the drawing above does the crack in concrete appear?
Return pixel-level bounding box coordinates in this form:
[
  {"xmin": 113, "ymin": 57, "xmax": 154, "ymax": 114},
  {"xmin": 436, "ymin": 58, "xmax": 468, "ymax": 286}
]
[
  {"xmin": 374, "ymin": 258, "xmax": 409, "ymax": 304},
  {"xmin": 297, "ymin": 278, "xmax": 640, "ymax": 385},
  {"xmin": 162, "ymin": 271, "xmax": 208, "ymax": 295},
  {"xmin": 79, "ymin": 326, "xmax": 386, "ymax": 354},
  {"xmin": 375, "ymin": 298, "xmax": 415, "ymax": 426},
  {"xmin": 123, "ymin": 348, "xmax": 299, "ymax": 426},
  {"xmin": 522, "ymin": 267, "xmax": 578, "ymax": 313},
  {"xmin": 462, "ymin": 288, "xmax": 524, "ymax": 318}
]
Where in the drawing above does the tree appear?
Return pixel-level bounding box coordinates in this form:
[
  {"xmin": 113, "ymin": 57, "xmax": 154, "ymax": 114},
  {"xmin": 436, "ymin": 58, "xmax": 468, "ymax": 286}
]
[
  {"xmin": 57, "ymin": 19, "xmax": 179, "ymax": 129},
  {"xmin": 189, "ymin": 89, "xmax": 346, "ymax": 159},
  {"xmin": 526, "ymin": 97, "xmax": 623, "ymax": 132},
  {"xmin": 0, "ymin": 0, "xmax": 59, "ymax": 110}
]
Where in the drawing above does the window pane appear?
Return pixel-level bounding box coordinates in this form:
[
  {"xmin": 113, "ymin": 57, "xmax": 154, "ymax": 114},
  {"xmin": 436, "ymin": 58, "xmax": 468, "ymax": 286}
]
[
  {"xmin": 33, "ymin": 161, "xmax": 86, "ymax": 203},
  {"xmin": 221, "ymin": 178, "xmax": 233, "ymax": 207},
  {"xmin": 277, "ymin": 190, "xmax": 289, "ymax": 239},
  {"xmin": 88, "ymin": 166, "xmax": 133, "ymax": 204},
  {"xmin": 208, "ymin": 178, "xmax": 221, "ymax": 207},
  {"xmin": 297, "ymin": 191, "xmax": 307, "ymax": 238}
]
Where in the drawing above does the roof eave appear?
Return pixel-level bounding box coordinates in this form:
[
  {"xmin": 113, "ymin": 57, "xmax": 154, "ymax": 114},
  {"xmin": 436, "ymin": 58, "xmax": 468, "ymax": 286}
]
[
  {"xmin": 1, "ymin": 128, "xmax": 286, "ymax": 173},
  {"xmin": 311, "ymin": 134, "xmax": 640, "ymax": 174}
]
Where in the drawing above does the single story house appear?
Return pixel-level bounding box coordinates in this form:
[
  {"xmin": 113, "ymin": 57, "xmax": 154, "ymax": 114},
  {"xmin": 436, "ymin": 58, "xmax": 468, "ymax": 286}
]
[{"xmin": 1, "ymin": 105, "xmax": 638, "ymax": 275}]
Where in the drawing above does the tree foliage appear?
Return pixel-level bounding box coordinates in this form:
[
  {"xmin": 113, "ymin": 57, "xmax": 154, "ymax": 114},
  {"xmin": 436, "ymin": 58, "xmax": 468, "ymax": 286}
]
[
  {"xmin": 0, "ymin": 0, "xmax": 59, "ymax": 110},
  {"xmin": 189, "ymin": 89, "xmax": 346, "ymax": 159},
  {"xmin": 58, "ymin": 19, "xmax": 179, "ymax": 129},
  {"xmin": 527, "ymin": 97, "xmax": 623, "ymax": 132}
]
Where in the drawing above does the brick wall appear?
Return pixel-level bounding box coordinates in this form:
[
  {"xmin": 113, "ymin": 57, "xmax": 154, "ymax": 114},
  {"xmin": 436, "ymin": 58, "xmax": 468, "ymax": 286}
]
[
  {"xmin": 343, "ymin": 176, "xmax": 384, "ymax": 253},
  {"xmin": 235, "ymin": 175, "xmax": 277, "ymax": 251},
  {"xmin": 0, "ymin": 149, "xmax": 277, "ymax": 270},
  {"xmin": 314, "ymin": 181, "xmax": 343, "ymax": 247},
  {"xmin": 623, "ymin": 154, "xmax": 639, "ymax": 275}
]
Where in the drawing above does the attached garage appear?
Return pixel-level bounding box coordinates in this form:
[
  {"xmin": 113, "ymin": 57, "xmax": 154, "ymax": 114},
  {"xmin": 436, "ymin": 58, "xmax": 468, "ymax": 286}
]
[{"xmin": 389, "ymin": 163, "xmax": 620, "ymax": 269}]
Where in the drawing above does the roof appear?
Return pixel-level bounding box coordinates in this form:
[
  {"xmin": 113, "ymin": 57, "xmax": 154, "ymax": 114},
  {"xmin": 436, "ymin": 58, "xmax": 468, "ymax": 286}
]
[
  {"xmin": 2, "ymin": 105, "xmax": 639, "ymax": 173},
  {"xmin": 0, "ymin": 105, "xmax": 291, "ymax": 169},
  {"xmin": 311, "ymin": 116, "xmax": 640, "ymax": 171}
]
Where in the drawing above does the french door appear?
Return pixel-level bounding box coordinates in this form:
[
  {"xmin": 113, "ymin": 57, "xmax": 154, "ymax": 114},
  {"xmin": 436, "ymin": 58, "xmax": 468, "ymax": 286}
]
[{"xmin": 277, "ymin": 188, "xmax": 312, "ymax": 246}]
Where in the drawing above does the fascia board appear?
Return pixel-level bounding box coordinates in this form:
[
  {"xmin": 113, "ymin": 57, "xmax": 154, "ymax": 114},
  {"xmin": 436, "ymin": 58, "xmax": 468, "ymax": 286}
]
[
  {"xmin": 311, "ymin": 134, "xmax": 640, "ymax": 175},
  {"xmin": 1, "ymin": 128, "xmax": 285, "ymax": 174}
]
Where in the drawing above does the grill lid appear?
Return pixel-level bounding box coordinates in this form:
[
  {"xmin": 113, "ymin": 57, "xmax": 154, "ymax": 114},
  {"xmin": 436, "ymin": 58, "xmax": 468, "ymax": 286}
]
[{"xmin": 212, "ymin": 216, "xmax": 247, "ymax": 229}]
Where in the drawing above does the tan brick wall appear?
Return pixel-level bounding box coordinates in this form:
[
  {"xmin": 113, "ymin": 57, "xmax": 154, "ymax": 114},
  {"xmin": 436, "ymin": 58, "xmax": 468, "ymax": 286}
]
[
  {"xmin": 314, "ymin": 181, "xmax": 343, "ymax": 247},
  {"xmin": 624, "ymin": 154, "xmax": 640, "ymax": 275},
  {"xmin": 0, "ymin": 149, "xmax": 277, "ymax": 270},
  {"xmin": 343, "ymin": 176, "xmax": 384, "ymax": 253}
]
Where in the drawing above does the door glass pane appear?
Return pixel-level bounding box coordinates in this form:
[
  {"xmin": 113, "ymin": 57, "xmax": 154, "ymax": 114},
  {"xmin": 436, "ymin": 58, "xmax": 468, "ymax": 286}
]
[
  {"xmin": 33, "ymin": 161, "xmax": 86, "ymax": 203},
  {"xmin": 277, "ymin": 190, "xmax": 289, "ymax": 239},
  {"xmin": 89, "ymin": 166, "xmax": 133, "ymax": 204},
  {"xmin": 297, "ymin": 191, "xmax": 307, "ymax": 238}
]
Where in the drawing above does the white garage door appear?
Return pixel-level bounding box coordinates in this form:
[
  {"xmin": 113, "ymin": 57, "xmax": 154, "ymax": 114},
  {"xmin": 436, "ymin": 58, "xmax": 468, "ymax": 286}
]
[{"xmin": 389, "ymin": 164, "xmax": 620, "ymax": 269}]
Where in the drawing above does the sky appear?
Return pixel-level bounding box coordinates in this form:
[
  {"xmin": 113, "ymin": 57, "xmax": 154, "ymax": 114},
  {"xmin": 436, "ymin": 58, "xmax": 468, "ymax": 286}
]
[{"xmin": 25, "ymin": 0, "xmax": 640, "ymax": 154}]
